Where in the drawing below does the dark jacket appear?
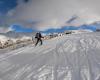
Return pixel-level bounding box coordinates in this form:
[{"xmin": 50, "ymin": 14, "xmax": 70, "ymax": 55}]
[{"xmin": 35, "ymin": 32, "xmax": 42, "ymax": 39}]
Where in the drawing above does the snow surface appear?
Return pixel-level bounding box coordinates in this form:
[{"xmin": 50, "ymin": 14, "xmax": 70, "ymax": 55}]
[{"xmin": 0, "ymin": 32, "xmax": 100, "ymax": 80}]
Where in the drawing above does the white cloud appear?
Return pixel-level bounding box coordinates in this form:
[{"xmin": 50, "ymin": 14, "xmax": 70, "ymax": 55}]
[
  {"xmin": 2, "ymin": 0, "xmax": 100, "ymax": 31},
  {"xmin": 7, "ymin": 9, "xmax": 16, "ymax": 17}
]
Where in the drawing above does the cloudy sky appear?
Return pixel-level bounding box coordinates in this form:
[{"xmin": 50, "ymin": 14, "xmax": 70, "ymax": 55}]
[{"xmin": 0, "ymin": 0, "xmax": 100, "ymax": 33}]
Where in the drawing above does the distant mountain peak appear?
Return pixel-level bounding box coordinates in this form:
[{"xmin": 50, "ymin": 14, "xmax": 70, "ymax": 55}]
[{"xmin": 6, "ymin": 31, "xmax": 16, "ymax": 34}]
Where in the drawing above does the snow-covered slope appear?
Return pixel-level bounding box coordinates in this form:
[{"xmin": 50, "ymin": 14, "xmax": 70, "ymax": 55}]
[
  {"xmin": 0, "ymin": 31, "xmax": 35, "ymax": 46},
  {"xmin": 0, "ymin": 31, "xmax": 35, "ymax": 42},
  {"xmin": 0, "ymin": 32, "xmax": 100, "ymax": 80},
  {"xmin": 71, "ymin": 29, "xmax": 93, "ymax": 34}
]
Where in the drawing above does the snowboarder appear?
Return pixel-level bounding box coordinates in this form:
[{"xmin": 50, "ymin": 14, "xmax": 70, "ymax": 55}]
[{"xmin": 35, "ymin": 32, "xmax": 43, "ymax": 46}]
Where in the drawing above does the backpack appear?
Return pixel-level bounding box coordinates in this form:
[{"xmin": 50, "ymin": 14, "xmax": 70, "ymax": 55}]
[{"xmin": 35, "ymin": 33, "xmax": 40, "ymax": 38}]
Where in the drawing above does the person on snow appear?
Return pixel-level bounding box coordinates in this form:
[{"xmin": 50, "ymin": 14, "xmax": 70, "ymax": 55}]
[{"xmin": 35, "ymin": 32, "xmax": 43, "ymax": 46}]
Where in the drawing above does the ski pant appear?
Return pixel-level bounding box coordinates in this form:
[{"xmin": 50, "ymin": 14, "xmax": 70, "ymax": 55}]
[{"xmin": 35, "ymin": 38, "xmax": 43, "ymax": 46}]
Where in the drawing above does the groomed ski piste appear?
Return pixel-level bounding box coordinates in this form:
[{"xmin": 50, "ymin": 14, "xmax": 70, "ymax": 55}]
[{"xmin": 0, "ymin": 32, "xmax": 100, "ymax": 80}]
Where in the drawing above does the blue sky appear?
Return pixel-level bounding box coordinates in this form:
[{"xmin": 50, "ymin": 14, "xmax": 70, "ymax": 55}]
[
  {"xmin": 10, "ymin": 24, "xmax": 96, "ymax": 33},
  {"xmin": 0, "ymin": 0, "xmax": 34, "ymax": 32},
  {"xmin": 0, "ymin": 0, "xmax": 17, "ymax": 14},
  {"xmin": 0, "ymin": 0, "xmax": 99, "ymax": 33},
  {"xmin": 11, "ymin": 24, "xmax": 34, "ymax": 32}
]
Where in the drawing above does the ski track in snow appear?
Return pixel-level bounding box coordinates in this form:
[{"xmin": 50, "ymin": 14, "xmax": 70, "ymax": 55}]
[{"xmin": 0, "ymin": 33, "xmax": 100, "ymax": 80}]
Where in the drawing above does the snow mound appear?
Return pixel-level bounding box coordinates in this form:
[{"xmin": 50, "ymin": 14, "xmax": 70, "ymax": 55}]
[
  {"xmin": 71, "ymin": 29, "xmax": 93, "ymax": 34},
  {"xmin": 0, "ymin": 35, "xmax": 9, "ymax": 44}
]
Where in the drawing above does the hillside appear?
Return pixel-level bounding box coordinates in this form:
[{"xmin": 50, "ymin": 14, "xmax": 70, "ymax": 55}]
[{"xmin": 0, "ymin": 32, "xmax": 100, "ymax": 80}]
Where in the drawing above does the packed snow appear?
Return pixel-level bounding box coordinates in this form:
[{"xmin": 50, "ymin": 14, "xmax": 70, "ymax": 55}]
[{"xmin": 0, "ymin": 32, "xmax": 100, "ymax": 80}]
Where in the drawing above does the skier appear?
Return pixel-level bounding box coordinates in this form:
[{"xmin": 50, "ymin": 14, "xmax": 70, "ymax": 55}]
[{"xmin": 35, "ymin": 32, "xmax": 43, "ymax": 46}]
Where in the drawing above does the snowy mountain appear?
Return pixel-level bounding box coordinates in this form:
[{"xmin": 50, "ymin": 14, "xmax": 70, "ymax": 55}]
[
  {"xmin": 0, "ymin": 32, "xmax": 100, "ymax": 80},
  {"xmin": 91, "ymin": 21, "xmax": 100, "ymax": 30},
  {"xmin": 0, "ymin": 31, "xmax": 36, "ymax": 48},
  {"xmin": 69, "ymin": 29, "xmax": 93, "ymax": 34},
  {"xmin": 5, "ymin": 31, "xmax": 36, "ymax": 38},
  {"xmin": 0, "ymin": 31, "xmax": 36, "ymax": 40}
]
